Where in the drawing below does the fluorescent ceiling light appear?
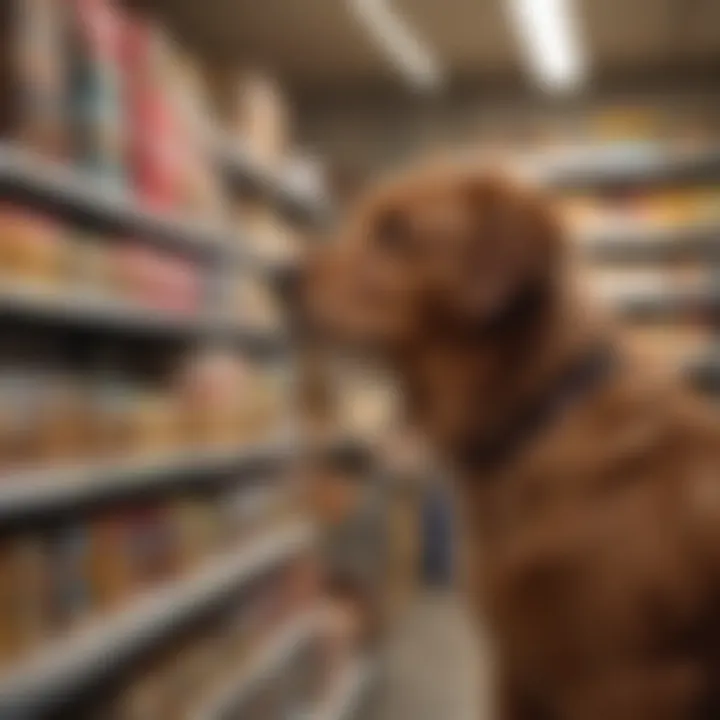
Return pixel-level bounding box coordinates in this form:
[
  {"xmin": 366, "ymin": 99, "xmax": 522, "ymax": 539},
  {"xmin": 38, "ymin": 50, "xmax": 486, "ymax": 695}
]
[
  {"xmin": 348, "ymin": 0, "xmax": 443, "ymax": 91},
  {"xmin": 506, "ymin": 0, "xmax": 587, "ymax": 91}
]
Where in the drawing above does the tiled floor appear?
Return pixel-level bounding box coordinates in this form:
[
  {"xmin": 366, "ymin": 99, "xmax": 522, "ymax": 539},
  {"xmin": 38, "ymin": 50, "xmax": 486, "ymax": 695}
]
[{"xmin": 371, "ymin": 592, "xmax": 491, "ymax": 720}]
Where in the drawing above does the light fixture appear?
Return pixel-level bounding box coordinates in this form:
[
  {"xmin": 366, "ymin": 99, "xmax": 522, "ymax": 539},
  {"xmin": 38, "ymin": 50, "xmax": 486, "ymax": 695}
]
[
  {"xmin": 347, "ymin": 0, "xmax": 443, "ymax": 91},
  {"xmin": 506, "ymin": 0, "xmax": 587, "ymax": 92}
]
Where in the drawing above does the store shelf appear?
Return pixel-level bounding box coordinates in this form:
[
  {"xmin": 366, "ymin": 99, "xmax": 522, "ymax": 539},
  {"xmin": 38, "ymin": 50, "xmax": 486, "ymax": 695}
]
[
  {"xmin": 312, "ymin": 659, "xmax": 376, "ymax": 720},
  {"xmin": 538, "ymin": 145, "xmax": 720, "ymax": 190},
  {"xmin": 607, "ymin": 286, "xmax": 720, "ymax": 320},
  {"xmin": 0, "ymin": 437, "xmax": 297, "ymax": 528},
  {"xmin": 0, "ymin": 521, "xmax": 315, "ymax": 720},
  {"xmin": 0, "ymin": 144, "xmax": 248, "ymax": 260},
  {"xmin": 0, "ymin": 282, "xmax": 202, "ymax": 335},
  {"xmin": 580, "ymin": 220, "xmax": 720, "ymax": 264},
  {"xmin": 214, "ymin": 136, "xmax": 330, "ymax": 223},
  {"xmin": 197, "ymin": 609, "xmax": 322, "ymax": 720},
  {"xmin": 0, "ymin": 282, "xmax": 287, "ymax": 350}
]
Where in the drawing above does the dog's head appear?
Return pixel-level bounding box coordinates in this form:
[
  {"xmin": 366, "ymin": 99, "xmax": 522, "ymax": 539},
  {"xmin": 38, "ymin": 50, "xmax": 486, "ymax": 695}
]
[{"xmin": 301, "ymin": 160, "xmax": 565, "ymax": 357}]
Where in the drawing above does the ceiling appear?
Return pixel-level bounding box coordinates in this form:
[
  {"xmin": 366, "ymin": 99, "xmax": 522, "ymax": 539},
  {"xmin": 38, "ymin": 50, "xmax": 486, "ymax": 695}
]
[{"xmin": 152, "ymin": 0, "xmax": 720, "ymax": 93}]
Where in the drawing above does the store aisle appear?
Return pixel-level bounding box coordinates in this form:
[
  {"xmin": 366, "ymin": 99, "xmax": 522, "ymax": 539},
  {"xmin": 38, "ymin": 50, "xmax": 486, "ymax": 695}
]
[{"xmin": 372, "ymin": 592, "xmax": 491, "ymax": 720}]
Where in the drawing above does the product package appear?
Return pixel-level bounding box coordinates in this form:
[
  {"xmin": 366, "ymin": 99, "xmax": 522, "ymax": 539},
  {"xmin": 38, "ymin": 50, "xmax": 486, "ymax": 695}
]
[
  {"xmin": 209, "ymin": 68, "xmax": 290, "ymax": 169},
  {"xmin": 0, "ymin": 205, "xmax": 65, "ymax": 289},
  {"xmin": 67, "ymin": 0, "xmax": 125, "ymax": 184},
  {"xmin": 122, "ymin": 15, "xmax": 183, "ymax": 210},
  {"xmin": 0, "ymin": 536, "xmax": 50, "ymax": 666},
  {"xmin": 0, "ymin": 0, "xmax": 69, "ymax": 157},
  {"xmin": 90, "ymin": 511, "xmax": 134, "ymax": 611}
]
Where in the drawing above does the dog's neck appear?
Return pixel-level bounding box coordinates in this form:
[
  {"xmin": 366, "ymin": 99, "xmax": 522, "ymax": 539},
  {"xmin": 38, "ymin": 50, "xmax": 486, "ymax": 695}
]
[{"xmin": 396, "ymin": 284, "xmax": 604, "ymax": 466}]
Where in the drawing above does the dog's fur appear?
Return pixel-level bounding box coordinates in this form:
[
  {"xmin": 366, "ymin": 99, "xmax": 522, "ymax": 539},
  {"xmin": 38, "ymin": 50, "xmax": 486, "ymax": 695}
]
[{"xmin": 301, "ymin": 159, "xmax": 720, "ymax": 719}]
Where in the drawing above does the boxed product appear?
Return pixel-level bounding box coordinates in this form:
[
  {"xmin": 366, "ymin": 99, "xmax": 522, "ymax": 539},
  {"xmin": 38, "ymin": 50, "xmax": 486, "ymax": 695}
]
[
  {"xmin": 112, "ymin": 241, "xmax": 202, "ymax": 315},
  {"xmin": 161, "ymin": 50, "xmax": 226, "ymax": 219},
  {"xmin": 209, "ymin": 68, "xmax": 290, "ymax": 168},
  {"xmin": 143, "ymin": 252, "xmax": 201, "ymax": 315},
  {"xmin": 171, "ymin": 497, "xmax": 217, "ymax": 572},
  {"xmin": 67, "ymin": 0, "xmax": 125, "ymax": 184},
  {"xmin": 0, "ymin": 361, "xmax": 49, "ymax": 471},
  {"xmin": 66, "ymin": 230, "xmax": 109, "ymax": 296},
  {"xmin": 175, "ymin": 349, "xmax": 251, "ymax": 446},
  {"xmin": 126, "ymin": 389, "xmax": 181, "ymax": 457},
  {"xmin": 89, "ymin": 512, "xmax": 134, "ymax": 610},
  {"xmin": 0, "ymin": 535, "xmax": 50, "ymax": 666},
  {"xmin": 38, "ymin": 368, "xmax": 92, "ymax": 464},
  {"xmin": 122, "ymin": 15, "xmax": 184, "ymax": 210},
  {"xmin": 0, "ymin": 205, "xmax": 65, "ymax": 288},
  {"xmin": 235, "ymin": 366, "xmax": 285, "ymax": 441},
  {"xmin": 125, "ymin": 504, "xmax": 176, "ymax": 589},
  {"xmin": 90, "ymin": 363, "xmax": 136, "ymax": 460},
  {"xmin": 0, "ymin": 0, "xmax": 69, "ymax": 156},
  {"xmin": 216, "ymin": 485, "xmax": 251, "ymax": 549}
]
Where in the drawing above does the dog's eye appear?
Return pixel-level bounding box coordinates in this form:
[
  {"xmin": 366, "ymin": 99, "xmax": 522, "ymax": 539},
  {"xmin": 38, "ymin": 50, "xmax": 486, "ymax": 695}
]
[{"xmin": 375, "ymin": 209, "xmax": 412, "ymax": 255}]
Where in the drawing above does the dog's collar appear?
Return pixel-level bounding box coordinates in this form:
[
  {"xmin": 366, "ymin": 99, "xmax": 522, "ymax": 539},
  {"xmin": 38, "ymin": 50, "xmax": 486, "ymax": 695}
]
[{"xmin": 457, "ymin": 343, "xmax": 618, "ymax": 474}]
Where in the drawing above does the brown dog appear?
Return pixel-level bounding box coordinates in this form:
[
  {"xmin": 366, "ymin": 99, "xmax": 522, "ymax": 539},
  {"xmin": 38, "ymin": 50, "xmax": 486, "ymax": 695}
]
[{"xmin": 299, "ymin": 158, "xmax": 720, "ymax": 719}]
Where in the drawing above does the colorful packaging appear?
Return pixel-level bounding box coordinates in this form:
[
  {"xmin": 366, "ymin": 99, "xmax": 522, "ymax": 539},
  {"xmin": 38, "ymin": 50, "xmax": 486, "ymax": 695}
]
[
  {"xmin": 0, "ymin": 0, "xmax": 69, "ymax": 156},
  {"xmin": 0, "ymin": 358, "xmax": 49, "ymax": 471},
  {"xmin": 122, "ymin": 16, "xmax": 184, "ymax": 210},
  {"xmin": 90, "ymin": 512, "xmax": 134, "ymax": 610},
  {"xmin": 39, "ymin": 368, "xmax": 91, "ymax": 465},
  {"xmin": 230, "ymin": 70, "xmax": 290, "ymax": 168},
  {"xmin": 126, "ymin": 504, "xmax": 176, "ymax": 589},
  {"xmin": 67, "ymin": 0, "xmax": 125, "ymax": 184},
  {"xmin": 66, "ymin": 230, "xmax": 109, "ymax": 295},
  {"xmin": 0, "ymin": 536, "xmax": 50, "ymax": 665},
  {"xmin": 0, "ymin": 205, "xmax": 65, "ymax": 288},
  {"xmin": 175, "ymin": 350, "xmax": 250, "ymax": 447},
  {"xmin": 127, "ymin": 390, "xmax": 180, "ymax": 457},
  {"xmin": 171, "ymin": 498, "xmax": 209, "ymax": 572},
  {"xmin": 90, "ymin": 361, "xmax": 136, "ymax": 460}
]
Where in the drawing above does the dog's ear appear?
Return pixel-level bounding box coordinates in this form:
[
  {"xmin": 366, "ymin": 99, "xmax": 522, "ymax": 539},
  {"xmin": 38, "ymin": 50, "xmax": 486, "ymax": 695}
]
[{"xmin": 448, "ymin": 175, "xmax": 564, "ymax": 324}]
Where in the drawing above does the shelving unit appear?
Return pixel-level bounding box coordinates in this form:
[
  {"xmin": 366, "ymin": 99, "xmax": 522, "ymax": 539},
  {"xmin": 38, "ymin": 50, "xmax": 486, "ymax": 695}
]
[
  {"xmin": 0, "ymin": 521, "xmax": 315, "ymax": 720},
  {"xmin": 0, "ymin": 287, "xmax": 292, "ymax": 362},
  {"xmin": 214, "ymin": 135, "xmax": 330, "ymax": 224},
  {"xmin": 608, "ymin": 286, "xmax": 720, "ymax": 320},
  {"xmin": 538, "ymin": 144, "xmax": 720, "ymax": 191},
  {"xmin": 0, "ymin": 144, "xmax": 235, "ymax": 261},
  {"xmin": 195, "ymin": 608, "xmax": 323, "ymax": 720},
  {"xmin": 579, "ymin": 220, "xmax": 720, "ymax": 264},
  {"xmin": 539, "ymin": 143, "xmax": 720, "ymax": 396},
  {"xmin": 0, "ymin": 436, "xmax": 297, "ymax": 528},
  {"xmin": 311, "ymin": 659, "xmax": 376, "ymax": 720},
  {"xmin": 0, "ymin": 18, "xmax": 333, "ymax": 716}
]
